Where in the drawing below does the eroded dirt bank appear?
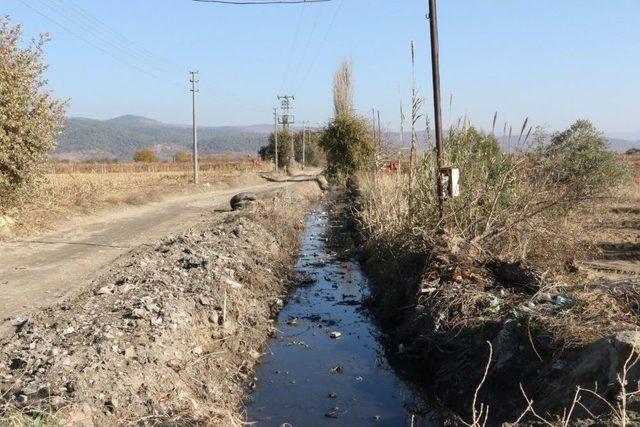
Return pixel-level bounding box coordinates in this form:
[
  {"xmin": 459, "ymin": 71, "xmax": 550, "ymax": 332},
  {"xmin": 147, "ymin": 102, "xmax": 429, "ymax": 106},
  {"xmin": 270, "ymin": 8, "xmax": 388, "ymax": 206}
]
[
  {"xmin": 0, "ymin": 182, "xmax": 322, "ymax": 426},
  {"xmin": 343, "ymin": 186, "xmax": 640, "ymax": 426}
]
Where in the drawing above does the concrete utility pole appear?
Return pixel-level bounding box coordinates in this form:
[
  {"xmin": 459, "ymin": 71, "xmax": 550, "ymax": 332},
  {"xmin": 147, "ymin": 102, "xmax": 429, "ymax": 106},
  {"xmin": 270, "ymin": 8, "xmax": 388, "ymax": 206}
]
[
  {"xmin": 277, "ymin": 95, "xmax": 295, "ymax": 132},
  {"xmin": 190, "ymin": 71, "xmax": 199, "ymax": 184},
  {"xmin": 277, "ymin": 95, "xmax": 295, "ymax": 165},
  {"xmin": 302, "ymin": 121, "xmax": 306, "ymax": 170},
  {"xmin": 273, "ymin": 107, "xmax": 279, "ymax": 171},
  {"xmin": 427, "ymin": 0, "xmax": 445, "ymax": 210}
]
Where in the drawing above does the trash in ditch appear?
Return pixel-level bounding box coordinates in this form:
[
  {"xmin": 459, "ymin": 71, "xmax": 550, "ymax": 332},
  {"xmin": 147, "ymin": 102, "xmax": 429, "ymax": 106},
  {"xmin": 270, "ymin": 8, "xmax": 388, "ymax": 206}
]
[
  {"xmin": 329, "ymin": 331, "xmax": 342, "ymax": 339},
  {"xmin": 330, "ymin": 365, "xmax": 343, "ymax": 374},
  {"xmin": 552, "ymin": 295, "xmax": 575, "ymax": 308},
  {"xmin": 325, "ymin": 407, "xmax": 346, "ymax": 419},
  {"xmin": 485, "ymin": 294, "xmax": 501, "ymax": 314},
  {"xmin": 328, "ymin": 391, "xmax": 338, "ymax": 398}
]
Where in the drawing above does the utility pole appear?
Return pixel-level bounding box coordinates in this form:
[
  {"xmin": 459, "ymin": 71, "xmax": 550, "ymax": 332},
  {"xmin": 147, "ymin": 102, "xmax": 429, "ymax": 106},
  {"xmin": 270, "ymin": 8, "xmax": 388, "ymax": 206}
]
[
  {"xmin": 377, "ymin": 110, "xmax": 382, "ymax": 163},
  {"xmin": 427, "ymin": 0, "xmax": 445, "ymax": 211},
  {"xmin": 190, "ymin": 71, "xmax": 199, "ymax": 184},
  {"xmin": 273, "ymin": 107, "xmax": 279, "ymax": 171},
  {"xmin": 399, "ymin": 100, "xmax": 405, "ymax": 174},
  {"xmin": 277, "ymin": 95, "xmax": 295, "ymax": 132},
  {"xmin": 277, "ymin": 95, "xmax": 295, "ymax": 166},
  {"xmin": 302, "ymin": 121, "xmax": 306, "ymax": 170},
  {"xmin": 371, "ymin": 109, "xmax": 377, "ymax": 170}
]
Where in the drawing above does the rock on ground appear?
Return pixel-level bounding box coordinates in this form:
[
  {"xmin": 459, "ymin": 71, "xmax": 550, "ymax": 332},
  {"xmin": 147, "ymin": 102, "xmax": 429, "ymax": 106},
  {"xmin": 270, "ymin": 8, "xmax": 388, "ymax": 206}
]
[{"xmin": 230, "ymin": 192, "xmax": 257, "ymax": 211}]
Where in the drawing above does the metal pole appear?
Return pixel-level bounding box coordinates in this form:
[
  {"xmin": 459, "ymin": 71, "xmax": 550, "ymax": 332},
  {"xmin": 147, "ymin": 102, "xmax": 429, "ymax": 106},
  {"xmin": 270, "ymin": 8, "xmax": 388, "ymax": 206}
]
[
  {"xmin": 190, "ymin": 71, "xmax": 199, "ymax": 184},
  {"xmin": 273, "ymin": 108, "xmax": 279, "ymax": 171},
  {"xmin": 428, "ymin": 0, "xmax": 444, "ymax": 211}
]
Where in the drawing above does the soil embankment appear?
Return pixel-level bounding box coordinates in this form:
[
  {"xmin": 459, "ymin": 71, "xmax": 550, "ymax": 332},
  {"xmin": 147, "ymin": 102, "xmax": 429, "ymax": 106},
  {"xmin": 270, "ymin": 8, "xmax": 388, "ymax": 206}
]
[
  {"xmin": 0, "ymin": 182, "xmax": 322, "ymax": 425},
  {"xmin": 347, "ymin": 184, "xmax": 640, "ymax": 425}
]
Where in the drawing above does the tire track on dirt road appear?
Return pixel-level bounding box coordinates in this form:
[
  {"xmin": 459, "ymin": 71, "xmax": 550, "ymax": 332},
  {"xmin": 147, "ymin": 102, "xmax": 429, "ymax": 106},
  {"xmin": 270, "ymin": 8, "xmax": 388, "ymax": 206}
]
[{"xmin": 0, "ymin": 175, "xmax": 319, "ymax": 336}]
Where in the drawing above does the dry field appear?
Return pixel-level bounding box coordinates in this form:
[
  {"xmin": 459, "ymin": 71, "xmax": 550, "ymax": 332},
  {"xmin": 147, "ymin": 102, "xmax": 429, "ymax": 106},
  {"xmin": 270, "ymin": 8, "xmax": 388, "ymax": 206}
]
[
  {"xmin": 578, "ymin": 154, "xmax": 640, "ymax": 278},
  {"xmin": 3, "ymin": 160, "xmax": 271, "ymax": 239}
]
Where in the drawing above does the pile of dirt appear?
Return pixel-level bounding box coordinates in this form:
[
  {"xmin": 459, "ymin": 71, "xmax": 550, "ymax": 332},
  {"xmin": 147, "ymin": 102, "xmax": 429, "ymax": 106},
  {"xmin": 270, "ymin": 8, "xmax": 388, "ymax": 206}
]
[{"xmin": 0, "ymin": 183, "xmax": 321, "ymax": 425}]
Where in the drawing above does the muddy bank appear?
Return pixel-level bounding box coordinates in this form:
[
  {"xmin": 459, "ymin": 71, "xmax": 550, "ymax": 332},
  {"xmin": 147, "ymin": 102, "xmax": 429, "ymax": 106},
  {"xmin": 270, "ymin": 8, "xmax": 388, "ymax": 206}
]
[
  {"xmin": 345, "ymin": 190, "xmax": 640, "ymax": 425},
  {"xmin": 0, "ymin": 182, "xmax": 322, "ymax": 426}
]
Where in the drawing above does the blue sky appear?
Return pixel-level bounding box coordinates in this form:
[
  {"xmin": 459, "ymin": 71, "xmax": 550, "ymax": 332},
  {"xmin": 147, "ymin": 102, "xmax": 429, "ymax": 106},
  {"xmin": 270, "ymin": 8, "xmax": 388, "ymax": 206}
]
[{"xmin": 4, "ymin": 0, "xmax": 640, "ymax": 136}]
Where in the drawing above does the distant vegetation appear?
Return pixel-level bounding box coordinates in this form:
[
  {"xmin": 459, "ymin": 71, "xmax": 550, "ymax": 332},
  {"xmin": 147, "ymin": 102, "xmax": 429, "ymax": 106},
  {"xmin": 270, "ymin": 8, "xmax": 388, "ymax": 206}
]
[
  {"xmin": 259, "ymin": 131, "xmax": 293, "ymax": 167},
  {"xmin": 259, "ymin": 129, "xmax": 323, "ymax": 168},
  {"xmin": 133, "ymin": 148, "xmax": 159, "ymax": 163},
  {"xmin": 0, "ymin": 17, "xmax": 66, "ymax": 212},
  {"xmin": 55, "ymin": 115, "xmax": 269, "ymax": 161},
  {"xmin": 319, "ymin": 59, "xmax": 374, "ymax": 180}
]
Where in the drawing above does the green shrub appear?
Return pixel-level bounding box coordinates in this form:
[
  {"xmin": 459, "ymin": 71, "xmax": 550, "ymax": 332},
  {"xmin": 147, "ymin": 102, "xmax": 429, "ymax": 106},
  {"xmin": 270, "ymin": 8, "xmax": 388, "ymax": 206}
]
[
  {"xmin": 0, "ymin": 17, "xmax": 66, "ymax": 211},
  {"xmin": 258, "ymin": 131, "xmax": 293, "ymax": 167},
  {"xmin": 319, "ymin": 115, "xmax": 374, "ymax": 180},
  {"xmin": 318, "ymin": 58, "xmax": 374, "ymax": 180},
  {"xmin": 293, "ymin": 130, "xmax": 323, "ymax": 167},
  {"xmin": 534, "ymin": 120, "xmax": 631, "ymax": 199}
]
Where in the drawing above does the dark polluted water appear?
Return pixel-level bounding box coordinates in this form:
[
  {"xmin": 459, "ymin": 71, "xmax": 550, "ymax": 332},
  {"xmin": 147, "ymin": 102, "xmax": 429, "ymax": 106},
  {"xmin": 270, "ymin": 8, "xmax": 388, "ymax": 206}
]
[{"xmin": 245, "ymin": 205, "xmax": 440, "ymax": 426}]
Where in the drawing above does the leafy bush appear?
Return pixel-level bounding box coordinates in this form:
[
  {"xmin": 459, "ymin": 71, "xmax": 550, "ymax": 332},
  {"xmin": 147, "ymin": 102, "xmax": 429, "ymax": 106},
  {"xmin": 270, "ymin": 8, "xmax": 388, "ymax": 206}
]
[
  {"xmin": 258, "ymin": 131, "xmax": 292, "ymax": 167},
  {"xmin": 319, "ymin": 59, "xmax": 374, "ymax": 180},
  {"xmin": 534, "ymin": 120, "xmax": 631, "ymax": 199},
  {"xmin": 0, "ymin": 17, "xmax": 66, "ymax": 211},
  {"xmin": 133, "ymin": 148, "xmax": 159, "ymax": 163},
  {"xmin": 293, "ymin": 130, "xmax": 323, "ymax": 167},
  {"xmin": 320, "ymin": 115, "xmax": 374, "ymax": 180}
]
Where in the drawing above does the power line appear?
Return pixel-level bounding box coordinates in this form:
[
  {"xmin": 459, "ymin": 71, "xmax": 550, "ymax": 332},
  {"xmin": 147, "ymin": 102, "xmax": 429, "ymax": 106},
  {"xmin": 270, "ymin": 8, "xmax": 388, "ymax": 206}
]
[
  {"xmin": 17, "ymin": 0, "xmax": 178, "ymax": 85},
  {"xmin": 36, "ymin": 0, "xmax": 181, "ymax": 79},
  {"xmin": 59, "ymin": 0, "xmax": 182, "ymax": 73},
  {"xmin": 293, "ymin": 0, "xmax": 343, "ymax": 92},
  {"xmin": 288, "ymin": 4, "xmax": 322, "ymax": 90},
  {"xmin": 280, "ymin": 6, "xmax": 305, "ymax": 92}
]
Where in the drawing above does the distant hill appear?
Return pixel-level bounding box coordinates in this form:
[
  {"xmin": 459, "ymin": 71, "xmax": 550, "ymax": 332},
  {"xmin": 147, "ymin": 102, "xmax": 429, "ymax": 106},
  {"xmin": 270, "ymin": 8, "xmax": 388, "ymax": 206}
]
[{"xmin": 54, "ymin": 115, "xmax": 271, "ymax": 161}]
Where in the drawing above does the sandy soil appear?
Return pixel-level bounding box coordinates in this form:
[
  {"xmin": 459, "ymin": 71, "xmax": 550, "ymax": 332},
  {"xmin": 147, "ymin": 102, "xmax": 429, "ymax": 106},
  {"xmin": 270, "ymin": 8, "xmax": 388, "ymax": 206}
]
[{"xmin": 0, "ymin": 173, "xmax": 319, "ymax": 338}]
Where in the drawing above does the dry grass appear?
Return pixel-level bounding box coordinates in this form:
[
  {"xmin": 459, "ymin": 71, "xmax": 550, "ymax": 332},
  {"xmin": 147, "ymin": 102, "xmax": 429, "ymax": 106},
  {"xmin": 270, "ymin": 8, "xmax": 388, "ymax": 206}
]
[
  {"xmin": 2, "ymin": 160, "xmax": 271, "ymax": 239},
  {"xmin": 355, "ymin": 141, "xmax": 638, "ymax": 348},
  {"xmin": 47, "ymin": 159, "xmax": 261, "ymax": 175}
]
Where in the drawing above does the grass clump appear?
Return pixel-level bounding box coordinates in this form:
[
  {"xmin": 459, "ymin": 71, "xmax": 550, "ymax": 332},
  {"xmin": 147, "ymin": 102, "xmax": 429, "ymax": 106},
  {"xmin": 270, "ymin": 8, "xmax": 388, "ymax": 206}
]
[{"xmin": 359, "ymin": 120, "xmax": 631, "ymax": 268}]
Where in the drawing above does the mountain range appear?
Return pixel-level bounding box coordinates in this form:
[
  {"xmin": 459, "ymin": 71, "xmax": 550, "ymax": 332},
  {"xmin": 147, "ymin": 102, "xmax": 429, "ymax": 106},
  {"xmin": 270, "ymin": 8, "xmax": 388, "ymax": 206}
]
[
  {"xmin": 53, "ymin": 115, "xmax": 272, "ymax": 161},
  {"xmin": 53, "ymin": 115, "xmax": 639, "ymax": 161}
]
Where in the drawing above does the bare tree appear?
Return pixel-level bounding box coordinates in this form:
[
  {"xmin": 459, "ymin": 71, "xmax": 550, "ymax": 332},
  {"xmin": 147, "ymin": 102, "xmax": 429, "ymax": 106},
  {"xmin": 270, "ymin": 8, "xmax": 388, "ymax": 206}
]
[{"xmin": 333, "ymin": 58, "xmax": 354, "ymax": 119}]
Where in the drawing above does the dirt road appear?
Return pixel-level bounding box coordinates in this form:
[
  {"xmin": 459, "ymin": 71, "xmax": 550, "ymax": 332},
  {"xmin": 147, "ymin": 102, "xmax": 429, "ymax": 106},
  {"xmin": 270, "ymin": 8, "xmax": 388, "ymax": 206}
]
[{"xmin": 0, "ymin": 175, "xmax": 318, "ymax": 335}]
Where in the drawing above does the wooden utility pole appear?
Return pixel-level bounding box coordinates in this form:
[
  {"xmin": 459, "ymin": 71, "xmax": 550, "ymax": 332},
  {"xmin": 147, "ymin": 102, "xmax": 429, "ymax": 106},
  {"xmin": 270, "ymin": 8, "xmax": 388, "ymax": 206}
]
[
  {"xmin": 427, "ymin": 0, "xmax": 445, "ymax": 210},
  {"xmin": 273, "ymin": 108, "xmax": 279, "ymax": 171},
  {"xmin": 190, "ymin": 71, "xmax": 199, "ymax": 184}
]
